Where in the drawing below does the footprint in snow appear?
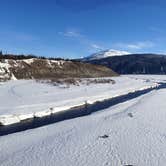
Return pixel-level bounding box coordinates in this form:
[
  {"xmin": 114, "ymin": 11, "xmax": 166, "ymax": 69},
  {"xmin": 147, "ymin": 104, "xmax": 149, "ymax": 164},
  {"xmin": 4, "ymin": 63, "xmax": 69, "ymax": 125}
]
[
  {"xmin": 99, "ymin": 134, "xmax": 109, "ymax": 139},
  {"xmin": 128, "ymin": 113, "xmax": 133, "ymax": 118}
]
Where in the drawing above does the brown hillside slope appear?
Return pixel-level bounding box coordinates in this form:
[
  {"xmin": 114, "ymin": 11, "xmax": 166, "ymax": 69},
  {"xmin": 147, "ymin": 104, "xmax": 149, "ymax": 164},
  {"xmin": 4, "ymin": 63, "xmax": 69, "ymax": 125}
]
[{"xmin": 0, "ymin": 58, "xmax": 118, "ymax": 81}]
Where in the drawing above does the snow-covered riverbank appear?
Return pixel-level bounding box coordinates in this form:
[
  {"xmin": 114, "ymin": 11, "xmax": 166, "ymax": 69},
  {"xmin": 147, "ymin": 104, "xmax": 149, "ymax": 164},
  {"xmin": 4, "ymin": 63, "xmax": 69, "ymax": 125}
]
[{"xmin": 0, "ymin": 76, "xmax": 160, "ymax": 125}]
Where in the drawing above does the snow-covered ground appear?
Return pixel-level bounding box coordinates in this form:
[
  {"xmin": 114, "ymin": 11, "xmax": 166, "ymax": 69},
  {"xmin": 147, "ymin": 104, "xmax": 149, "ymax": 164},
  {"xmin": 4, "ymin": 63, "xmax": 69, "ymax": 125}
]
[
  {"xmin": 1, "ymin": 75, "xmax": 166, "ymax": 166},
  {"xmin": 0, "ymin": 76, "xmax": 159, "ymax": 125}
]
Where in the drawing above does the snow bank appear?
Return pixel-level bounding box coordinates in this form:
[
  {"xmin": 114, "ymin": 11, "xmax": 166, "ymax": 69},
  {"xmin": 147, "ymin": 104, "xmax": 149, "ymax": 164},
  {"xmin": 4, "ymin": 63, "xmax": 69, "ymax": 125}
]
[{"xmin": 0, "ymin": 115, "xmax": 20, "ymax": 125}]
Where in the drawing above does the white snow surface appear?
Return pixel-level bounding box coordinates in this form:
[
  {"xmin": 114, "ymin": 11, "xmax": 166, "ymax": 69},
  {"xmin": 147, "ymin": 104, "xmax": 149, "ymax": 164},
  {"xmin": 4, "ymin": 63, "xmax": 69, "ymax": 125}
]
[
  {"xmin": 0, "ymin": 75, "xmax": 159, "ymax": 125},
  {"xmin": 1, "ymin": 75, "xmax": 166, "ymax": 165},
  {"xmin": 85, "ymin": 49, "xmax": 131, "ymax": 60}
]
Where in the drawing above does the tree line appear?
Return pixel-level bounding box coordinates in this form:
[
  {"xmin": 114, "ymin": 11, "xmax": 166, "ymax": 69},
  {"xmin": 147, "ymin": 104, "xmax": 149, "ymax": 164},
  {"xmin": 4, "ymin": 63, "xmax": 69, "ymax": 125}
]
[{"xmin": 0, "ymin": 50, "xmax": 72, "ymax": 61}]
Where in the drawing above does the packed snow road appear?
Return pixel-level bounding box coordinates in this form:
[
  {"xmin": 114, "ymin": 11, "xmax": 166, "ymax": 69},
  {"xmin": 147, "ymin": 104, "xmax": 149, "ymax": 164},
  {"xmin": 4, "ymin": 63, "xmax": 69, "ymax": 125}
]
[{"xmin": 1, "ymin": 80, "xmax": 166, "ymax": 165}]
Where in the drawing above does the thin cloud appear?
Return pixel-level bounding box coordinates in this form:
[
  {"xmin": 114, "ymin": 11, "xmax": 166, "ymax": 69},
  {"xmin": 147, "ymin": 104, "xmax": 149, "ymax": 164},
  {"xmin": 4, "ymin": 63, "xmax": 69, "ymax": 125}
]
[
  {"xmin": 115, "ymin": 41, "xmax": 155, "ymax": 50},
  {"xmin": 0, "ymin": 31, "xmax": 38, "ymax": 42},
  {"xmin": 59, "ymin": 29, "xmax": 103, "ymax": 51},
  {"xmin": 149, "ymin": 27, "xmax": 164, "ymax": 33},
  {"xmin": 58, "ymin": 30, "xmax": 82, "ymax": 38},
  {"xmin": 90, "ymin": 44, "xmax": 103, "ymax": 50}
]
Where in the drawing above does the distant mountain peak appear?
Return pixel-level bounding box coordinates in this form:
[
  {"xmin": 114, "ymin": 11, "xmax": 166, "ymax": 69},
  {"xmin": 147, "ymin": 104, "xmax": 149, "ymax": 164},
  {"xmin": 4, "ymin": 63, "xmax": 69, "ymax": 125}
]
[{"xmin": 84, "ymin": 49, "xmax": 131, "ymax": 60}]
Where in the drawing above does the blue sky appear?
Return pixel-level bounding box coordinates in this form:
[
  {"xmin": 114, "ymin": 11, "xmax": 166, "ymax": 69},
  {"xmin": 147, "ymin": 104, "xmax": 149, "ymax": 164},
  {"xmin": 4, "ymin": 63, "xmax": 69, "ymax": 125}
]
[{"xmin": 0, "ymin": 0, "xmax": 166, "ymax": 58}]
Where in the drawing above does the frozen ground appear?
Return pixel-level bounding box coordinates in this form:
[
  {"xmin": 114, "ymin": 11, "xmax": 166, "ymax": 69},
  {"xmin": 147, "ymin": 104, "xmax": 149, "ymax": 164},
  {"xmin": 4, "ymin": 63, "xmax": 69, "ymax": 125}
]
[
  {"xmin": 1, "ymin": 75, "xmax": 166, "ymax": 165},
  {"xmin": 0, "ymin": 75, "xmax": 159, "ymax": 125}
]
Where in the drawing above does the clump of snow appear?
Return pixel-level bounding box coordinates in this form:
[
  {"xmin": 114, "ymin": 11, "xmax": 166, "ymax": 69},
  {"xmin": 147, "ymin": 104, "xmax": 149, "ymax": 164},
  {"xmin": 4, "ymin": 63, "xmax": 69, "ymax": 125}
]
[
  {"xmin": 0, "ymin": 60, "xmax": 10, "ymax": 70},
  {"xmin": 46, "ymin": 60, "xmax": 65, "ymax": 68},
  {"xmin": 22, "ymin": 58, "xmax": 35, "ymax": 65},
  {"xmin": 0, "ymin": 115, "xmax": 20, "ymax": 125},
  {"xmin": 10, "ymin": 74, "xmax": 17, "ymax": 80},
  {"xmin": 51, "ymin": 60, "xmax": 65, "ymax": 68},
  {"xmin": 18, "ymin": 113, "xmax": 34, "ymax": 121}
]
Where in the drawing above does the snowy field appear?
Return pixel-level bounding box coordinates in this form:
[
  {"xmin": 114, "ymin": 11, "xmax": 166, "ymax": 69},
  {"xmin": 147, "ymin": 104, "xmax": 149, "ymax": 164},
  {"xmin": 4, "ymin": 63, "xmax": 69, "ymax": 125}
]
[
  {"xmin": 0, "ymin": 75, "xmax": 159, "ymax": 125},
  {"xmin": 1, "ymin": 75, "xmax": 166, "ymax": 165}
]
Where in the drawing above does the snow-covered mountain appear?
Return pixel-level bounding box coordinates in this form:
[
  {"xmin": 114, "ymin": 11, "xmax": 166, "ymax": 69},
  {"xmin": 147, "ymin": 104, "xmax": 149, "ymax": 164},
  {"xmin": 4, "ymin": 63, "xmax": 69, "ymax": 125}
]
[{"xmin": 84, "ymin": 49, "xmax": 131, "ymax": 60}]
